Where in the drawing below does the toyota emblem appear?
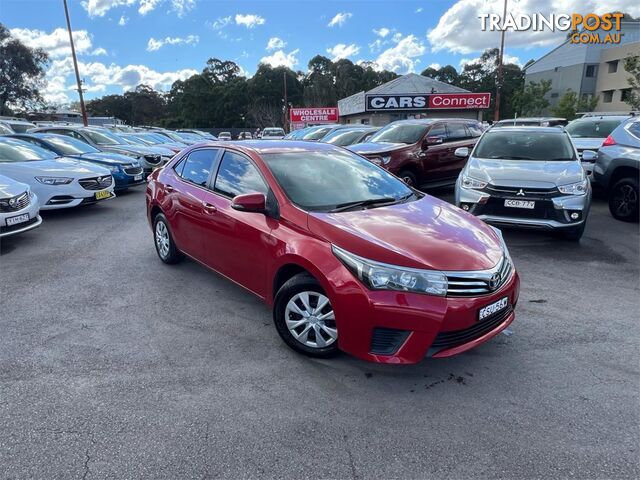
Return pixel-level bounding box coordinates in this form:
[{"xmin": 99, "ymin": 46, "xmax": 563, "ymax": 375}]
[{"xmin": 489, "ymin": 272, "xmax": 501, "ymax": 290}]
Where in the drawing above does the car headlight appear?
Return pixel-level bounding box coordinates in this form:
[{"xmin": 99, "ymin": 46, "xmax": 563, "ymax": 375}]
[
  {"xmin": 332, "ymin": 245, "xmax": 448, "ymax": 296},
  {"xmin": 461, "ymin": 176, "xmax": 487, "ymax": 190},
  {"xmin": 381, "ymin": 155, "xmax": 391, "ymax": 165},
  {"xmin": 35, "ymin": 176, "xmax": 73, "ymax": 185},
  {"xmin": 107, "ymin": 165, "xmax": 120, "ymax": 173},
  {"xmin": 490, "ymin": 225, "xmax": 512, "ymax": 262},
  {"xmin": 558, "ymin": 179, "xmax": 588, "ymax": 195}
]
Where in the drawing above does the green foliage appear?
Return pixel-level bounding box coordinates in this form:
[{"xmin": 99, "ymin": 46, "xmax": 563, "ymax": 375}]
[
  {"xmin": 512, "ymin": 80, "xmax": 552, "ymax": 116},
  {"xmin": 0, "ymin": 23, "xmax": 49, "ymax": 115},
  {"xmin": 622, "ymin": 54, "xmax": 640, "ymax": 110},
  {"xmin": 550, "ymin": 89, "xmax": 598, "ymax": 120}
]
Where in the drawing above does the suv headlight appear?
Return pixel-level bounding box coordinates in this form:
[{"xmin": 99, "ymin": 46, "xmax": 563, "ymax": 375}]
[
  {"xmin": 106, "ymin": 165, "xmax": 120, "ymax": 173},
  {"xmin": 35, "ymin": 176, "xmax": 73, "ymax": 185},
  {"xmin": 462, "ymin": 176, "xmax": 487, "ymax": 190},
  {"xmin": 332, "ymin": 245, "xmax": 448, "ymax": 296},
  {"xmin": 558, "ymin": 179, "xmax": 588, "ymax": 195}
]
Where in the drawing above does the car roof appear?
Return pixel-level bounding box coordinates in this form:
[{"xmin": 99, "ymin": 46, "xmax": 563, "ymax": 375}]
[
  {"xmin": 571, "ymin": 115, "xmax": 630, "ymax": 122},
  {"xmin": 496, "ymin": 117, "xmax": 565, "ymax": 122},
  {"xmin": 484, "ymin": 126, "xmax": 567, "ymax": 134},
  {"xmin": 194, "ymin": 140, "xmax": 343, "ymax": 155}
]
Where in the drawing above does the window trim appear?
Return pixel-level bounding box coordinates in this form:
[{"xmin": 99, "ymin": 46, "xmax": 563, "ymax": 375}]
[
  {"xmin": 173, "ymin": 147, "xmax": 222, "ymax": 191},
  {"xmin": 212, "ymin": 148, "xmax": 270, "ymax": 200}
]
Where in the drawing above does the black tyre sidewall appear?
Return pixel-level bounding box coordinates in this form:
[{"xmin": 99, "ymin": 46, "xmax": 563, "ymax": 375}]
[
  {"xmin": 153, "ymin": 213, "xmax": 183, "ymax": 264},
  {"xmin": 609, "ymin": 177, "xmax": 639, "ymax": 222},
  {"xmin": 273, "ymin": 274, "xmax": 338, "ymax": 358},
  {"xmin": 398, "ymin": 170, "xmax": 418, "ymax": 188}
]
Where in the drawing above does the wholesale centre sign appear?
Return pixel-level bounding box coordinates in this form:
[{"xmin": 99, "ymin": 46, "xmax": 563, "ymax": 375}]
[
  {"xmin": 290, "ymin": 107, "xmax": 339, "ymax": 123},
  {"xmin": 365, "ymin": 93, "xmax": 492, "ymax": 111}
]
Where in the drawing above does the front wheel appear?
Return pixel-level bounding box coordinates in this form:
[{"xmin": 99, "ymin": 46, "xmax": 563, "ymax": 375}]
[
  {"xmin": 153, "ymin": 213, "xmax": 183, "ymax": 264},
  {"xmin": 273, "ymin": 273, "xmax": 338, "ymax": 358},
  {"xmin": 398, "ymin": 170, "xmax": 418, "ymax": 188},
  {"xmin": 609, "ymin": 177, "xmax": 639, "ymax": 222}
]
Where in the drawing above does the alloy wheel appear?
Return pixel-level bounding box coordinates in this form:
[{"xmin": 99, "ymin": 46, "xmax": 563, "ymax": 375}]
[
  {"xmin": 285, "ymin": 291, "xmax": 337, "ymax": 349},
  {"xmin": 155, "ymin": 221, "xmax": 170, "ymax": 259},
  {"xmin": 612, "ymin": 184, "xmax": 638, "ymax": 218}
]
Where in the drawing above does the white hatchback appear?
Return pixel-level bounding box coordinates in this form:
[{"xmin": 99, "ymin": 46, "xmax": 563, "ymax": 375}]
[
  {"xmin": 0, "ymin": 174, "xmax": 42, "ymax": 238},
  {"xmin": 0, "ymin": 138, "xmax": 115, "ymax": 210}
]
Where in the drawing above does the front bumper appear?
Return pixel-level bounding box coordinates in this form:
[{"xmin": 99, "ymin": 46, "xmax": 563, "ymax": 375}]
[
  {"xmin": 0, "ymin": 193, "xmax": 42, "ymax": 238},
  {"xmin": 113, "ymin": 170, "xmax": 146, "ymax": 190},
  {"xmin": 38, "ymin": 177, "xmax": 116, "ymax": 210},
  {"xmin": 326, "ymin": 261, "xmax": 520, "ymax": 364}
]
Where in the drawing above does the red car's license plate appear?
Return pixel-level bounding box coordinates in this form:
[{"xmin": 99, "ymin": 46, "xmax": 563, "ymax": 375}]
[{"xmin": 479, "ymin": 297, "xmax": 508, "ymax": 320}]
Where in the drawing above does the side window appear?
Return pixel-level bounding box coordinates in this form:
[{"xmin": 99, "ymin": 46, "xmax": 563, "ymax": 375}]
[
  {"xmin": 178, "ymin": 149, "xmax": 218, "ymax": 187},
  {"xmin": 466, "ymin": 122, "xmax": 483, "ymax": 137},
  {"xmin": 214, "ymin": 151, "xmax": 268, "ymax": 198},
  {"xmin": 447, "ymin": 122, "xmax": 468, "ymax": 141},
  {"xmin": 628, "ymin": 121, "xmax": 640, "ymax": 140},
  {"xmin": 427, "ymin": 124, "xmax": 447, "ymax": 140}
]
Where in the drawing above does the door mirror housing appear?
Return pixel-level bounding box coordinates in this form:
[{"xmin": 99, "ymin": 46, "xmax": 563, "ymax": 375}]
[
  {"xmin": 231, "ymin": 192, "xmax": 267, "ymax": 213},
  {"xmin": 425, "ymin": 136, "xmax": 444, "ymax": 146},
  {"xmin": 580, "ymin": 150, "xmax": 597, "ymax": 162},
  {"xmin": 454, "ymin": 147, "xmax": 470, "ymax": 158}
]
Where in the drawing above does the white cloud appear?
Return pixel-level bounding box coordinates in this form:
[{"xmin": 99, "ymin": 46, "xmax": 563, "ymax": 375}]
[
  {"xmin": 118, "ymin": 15, "xmax": 129, "ymax": 26},
  {"xmin": 415, "ymin": 7, "xmax": 423, "ymax": 13},
  {"xmin": 169, "ymin": 0, "xmax": 196, "ymax": 17},
  {"xmin": 326, "ymin": 43, "xmax": 360, "ymax": 61},
  {"xmin": 328, "ymin": 12, "xmax": 352, "ymax": 27},
  {"xmin": 428, "ymin": 0, "xmax": 640, "ymax": 54},
  {"xmin": 138, "ymin": 0, "xmax": 161, "ymax": 14},
  {"xmin": 82, "ymin": 0, "xmax": 195, "ymax": 18},
  {"xmin": 9, "ymin": 27, "xmax": 96, "ymax": 58},
  {"xmin": 375, "ymin": 34, "xmax": 426, "ymax": 73},
  {"xmin": 428, "ymin": 63, "xmax": 441, "ymax": 70},
  {"xmin": 235, "ymin": 14, "xmax": 266, "ymax": 28},
  {"xmin": 266, "ymin": 37, "xmax": 286, "ymax": 51},
  {"xmin": 82, "ymin": 0, "xmax": 136, "ymax": 17},
  {"xmin": 373, "ymin": 27, "xmax": 391, "ymax": 38},
  {"xmin": 90, "ymin": 47, "xmax": 108, "ymax": 56},
  {"xmin": 259, "ymin": 49, "xmax": 299, "ymax": 69},
  {"xmin": 209, "ymin": 16, "xmax": 232, "ymax": 30},
  {"xmin": 146, "ymin": 35, "xmax": 199, "ymax": 51}
]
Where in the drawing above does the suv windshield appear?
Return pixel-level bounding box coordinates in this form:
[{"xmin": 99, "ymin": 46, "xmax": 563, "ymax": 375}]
[
  {"xmin": 474, "ymin": 131, "xmax": 576, "ymax": 161},
  {"xmin": 324, "ymin": 129, "xmax": 368, "ymax": 146},
  {"xmin": 369, "ymin": 123, "xmax": 429, "ymax": 144},
  {"xmin": 0, "ymin": 140, "xmax": 58, "ymax": 162},
  {"xmin": 83, "ymin": 129, "xmax": 123, "ymax": 145},
  {"xmin": 43, "ymin": 135, "xmax": 99, "ymax": 155},
  {"xmin": 263, "ymin": 149, "xmax": 414, "ymax": 212},
  {"xmin": 565, "ymin": 119, "xmax": 624, "ymax": 138}
]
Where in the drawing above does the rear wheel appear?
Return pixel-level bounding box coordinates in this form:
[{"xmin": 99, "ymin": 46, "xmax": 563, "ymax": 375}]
[
  {"xmin": 609, "ymin": 177, "xmax": 639, "ymax": 222},
  {"xmin": 273, "ymin": 273, "xmax": 338, "ymax": 358},
  {"xmin": 398, "ymin": 170, "xmax": 418, "ymax": 188},
  {"xmin": 153, "ymin": 213, "xmax": 183, "ymax": 264}
]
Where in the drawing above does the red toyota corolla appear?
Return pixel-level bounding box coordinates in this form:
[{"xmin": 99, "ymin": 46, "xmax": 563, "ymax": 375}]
[{"xmin": 146, "ymin": 141, "xmax": 520, "ymax": 364}]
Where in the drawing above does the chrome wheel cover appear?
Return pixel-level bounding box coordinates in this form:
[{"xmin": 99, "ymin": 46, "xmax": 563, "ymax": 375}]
[
  {"xmin": 155, "ymin": 221, "xmax": 170, "ymax": 259},
  {"xmin": 285, "ymin": 291, "xmax": 337, "ymax": 349}
]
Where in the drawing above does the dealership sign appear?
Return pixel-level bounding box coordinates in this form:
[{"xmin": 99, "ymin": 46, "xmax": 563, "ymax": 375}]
[
  {"xmin": 290, "ymin": 107, "xmax": 339, "ymax": 123},
  {"xmin": 365, "ymin": 93, "xmax": 491, "ymax": 111}
]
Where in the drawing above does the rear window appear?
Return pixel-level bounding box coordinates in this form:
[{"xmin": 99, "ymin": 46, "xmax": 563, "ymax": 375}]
[
  {"xmin": 474, "ymin": 131, "xmax": 576, "ymax": 161},
  {"xmin": 565, "ymin": 119, "xmax": 623, "ymax": 138}
]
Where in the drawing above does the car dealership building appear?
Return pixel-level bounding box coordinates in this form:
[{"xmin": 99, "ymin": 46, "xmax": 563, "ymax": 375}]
[{"xmin": 338, "ymin": 73, "xmax": 490, "ymax": 125}]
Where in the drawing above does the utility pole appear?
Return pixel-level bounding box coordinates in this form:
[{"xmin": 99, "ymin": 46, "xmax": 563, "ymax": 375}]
[
  {"xmin": 63, "ymin": 0, "xmax": 88, "ymax": 126},
  {"xmin": 283, "ymin": 71, "xmax": 288, "ymax": 132},
  {"xmin": 493, "ymin": 0, "xmax": 508, "ymax": 122}
]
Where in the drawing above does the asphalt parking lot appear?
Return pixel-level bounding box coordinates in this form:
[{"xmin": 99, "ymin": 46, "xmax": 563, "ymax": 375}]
[{"xmin": 1, "ymin": 187, "xmax": 638, "ymax": 479}]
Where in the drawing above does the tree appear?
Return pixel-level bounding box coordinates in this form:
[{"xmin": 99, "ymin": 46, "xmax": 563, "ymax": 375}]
[
  {"xmin": 512, "ymin": 80, "xmax": 552, "ymax": 116},
  {"xmin": 0, "ymin": 23, "xmax": 49, "ymax": 114},
  {"xmin": 550, "ymin": 89, "xmax": 597, "ymax": 120},
  {"xmin": 421, "ymin": 65, "xmax": 460, "ymax": 85},
  {"xmin": 623, "ymin": 54, "xmax": 640, "ymax": 110}
]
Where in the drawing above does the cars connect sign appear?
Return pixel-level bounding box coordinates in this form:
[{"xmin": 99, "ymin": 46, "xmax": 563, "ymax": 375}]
[
  {"xmin": 365, "ymin": 93, "xmax": 492, "ymax": 111},
  {"xmin": 290, "ymin": 107, "xmax": 339, "ymax": 123}
]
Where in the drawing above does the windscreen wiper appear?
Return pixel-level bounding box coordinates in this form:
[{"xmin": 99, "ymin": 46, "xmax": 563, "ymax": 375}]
[{"xmin": 330, "ymin": 196, "xmax": 399, "ymax": 213}]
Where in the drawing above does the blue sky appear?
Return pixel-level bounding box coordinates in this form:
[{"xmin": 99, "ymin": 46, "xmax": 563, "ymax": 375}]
[{"xmin": 2, "ymin": 0, "xmax": 638, "ymax": 105}]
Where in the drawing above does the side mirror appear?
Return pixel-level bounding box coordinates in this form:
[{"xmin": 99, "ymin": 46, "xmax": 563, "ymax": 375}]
[
  {"xmin": 231, "ymin": 192, "xmax": 266, "ymax": 213},
  {"xmin": 425, "ymin": 136, "xmax": 444, "ymax": 146},
  {"xmin": 454, "ymin": 147, "xmax": 470, "ymax": 158},
  {"xmin": 581, "ymin": 150, "xmax": 597, "ymax": 162}
]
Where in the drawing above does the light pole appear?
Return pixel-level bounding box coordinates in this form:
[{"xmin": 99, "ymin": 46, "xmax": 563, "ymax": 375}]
[
  {"xmin": 493, "ymin": 0, "xmax": 508, "ymax": 122},
  {"xmin": 63, "ymin": 0, "xmax": 88, "ymax": 126}
]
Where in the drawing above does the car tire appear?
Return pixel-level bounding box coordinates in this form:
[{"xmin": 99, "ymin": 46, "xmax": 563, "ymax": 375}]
[
  {"xmin": 273, "ymin": 273, "xmax": 339, "ymax": 358},
  {"xmin": 563, "ymin": 221, "xmax": 586, "ymax": 241},
  {"xmin": 153, "ymin": 213, "xmax": 183, "ymax": 264},
  {"xmin": 398, "ymin": 170, "xmax": 418, "ymax": 188},
  {"xmin": 608, "ymin": 177, "xmax": 639, "ymax": 223}
]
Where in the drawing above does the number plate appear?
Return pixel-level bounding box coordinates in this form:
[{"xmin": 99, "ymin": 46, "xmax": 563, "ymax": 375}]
[
  {"xmin": 504, "ymin": 199, "xmax": 535, "ymax": 209},
  {"xmin": 6, "ymin": 213, "xmax": 30, "ymax": 226},
  {"xmin": 134, "ymin": 174, "xmax": 143, "ymax": 181},
  {"xmin": 95, "ymin": 190, "xmax": 112, "ymax": 200},
  {"xmin": 479, "ymin": 297, "xmax": 509, "ymax": 321}
]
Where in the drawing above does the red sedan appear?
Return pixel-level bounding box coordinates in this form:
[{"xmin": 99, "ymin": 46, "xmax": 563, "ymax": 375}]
[{"xmin": 146, "ymin": 141, "xmax": 520, "ymax": 364}]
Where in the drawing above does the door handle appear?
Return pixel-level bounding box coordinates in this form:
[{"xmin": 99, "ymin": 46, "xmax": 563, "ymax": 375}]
[
  {"xmin": 202, "ymin": 202, "xmax": 217, "ymax": 213},
  {"xmin": 165, "ymin": 185, "xmax": 175, "ymax": 192}
]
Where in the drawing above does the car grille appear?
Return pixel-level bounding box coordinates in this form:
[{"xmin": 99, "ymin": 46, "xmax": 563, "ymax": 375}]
[
  {"xmin": 370, "ymin": 328, "xmax": 411, "ymax": 355},
  {"xmin": 79, "ymin": 175, "xmax": 113, "ymax": 191},
  {"xmin": 484, "ymin": 185, "xmax": 561, "ymax": 199},
  {"xmin": 430, "ymin": 306, "xmax": 513, "ymax": 350},
  {"xmin": 0, "ymin": 192, "xmax": 30, "ymax": 213},
  {"xmin": 445, "ymin": 256, "xmax": 512, "ymax": 297},
  {"xmin": 144, "ymin": 154, "xmax": 161, "ymax": 165},
  {"xmin": 124, "ymin": 166, "xmax": 143, "ymax": 175}
]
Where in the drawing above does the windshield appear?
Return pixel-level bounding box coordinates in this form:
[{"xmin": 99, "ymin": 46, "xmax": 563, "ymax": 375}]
[
  {"xmin": 122, "ymin": 135, "xmax": 150, "ymax": 145},
  {"xmin": 175, "ymin": 132, "xmax": 202, "ymax": 141},
  {"xmin": 302, "ymin": 126, "xmax": 333, "ymax": 141},
  {"xmin": 474, "ymin": 131, "xmax": 576, "ymax": 161},
  {"xmin": 565, "ymin": 119, "xmax": 623, "ymax": 138},
  {"xmin": 43, "ymin": 135, "xmax": 99, "ymax": 155},
  {"xmin": 262, "ymin": 150, "xmax": 414, "ymax": 212},
  {"xmin": 0, "ymin": 140, "xmax": 58, "ymax": 162},
  {"xmin": 324, "ymin": 129, "xmax": 369, "ymax": 146},
  {"xmin": 369, "ymin": 123, "xmax": 429, "ymax": 144},
  {"xmin": 263, "ymin": 128, "xmax": 284, "ymax": 136},
  {"xmin": 83, "ymin": 129, "xmax": 123, "ymax": 145}
]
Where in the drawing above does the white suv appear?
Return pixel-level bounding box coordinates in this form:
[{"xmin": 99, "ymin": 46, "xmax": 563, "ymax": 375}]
[{"xmin": 0, "ymin": 174, "xmax": 42, "ymax": 238}]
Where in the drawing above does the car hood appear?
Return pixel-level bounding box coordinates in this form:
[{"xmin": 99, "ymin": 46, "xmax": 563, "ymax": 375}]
[
  {"xmin": 571, "ymin": 138, "xmax": 604, "ymax": 150},
  {"xmin": 466, "ymin": 156, "xmax": 584, "ymax": 188},
  {"xmin": 347, "ymin": 142, "xmax": 408, "ymax": 155},
  {"xmin": 100, "ymin": 144, "xmax": 159, "ymax": 156},
  {"xmin": 308, "ymin": 195, "xmax": 503, "ymax": 271},
  {"xmin": 78, "ymin": 152, "xmax": 137, "ymax": 165},
  {"xmin": 0, "ymin": 157, "xmax": 110, "ymax": 176},
  {"xmin": 0, "ymin": 173, "xmax": 28, "ymax": 198}
]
